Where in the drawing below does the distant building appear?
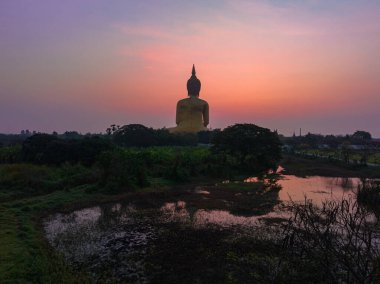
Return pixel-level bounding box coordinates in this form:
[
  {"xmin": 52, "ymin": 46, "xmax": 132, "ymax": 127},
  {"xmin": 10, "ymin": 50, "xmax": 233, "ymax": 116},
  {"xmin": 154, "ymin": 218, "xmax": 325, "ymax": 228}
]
[{"xmin": 317, "ymin": 144, "xmax": 330, "ymax": 149}]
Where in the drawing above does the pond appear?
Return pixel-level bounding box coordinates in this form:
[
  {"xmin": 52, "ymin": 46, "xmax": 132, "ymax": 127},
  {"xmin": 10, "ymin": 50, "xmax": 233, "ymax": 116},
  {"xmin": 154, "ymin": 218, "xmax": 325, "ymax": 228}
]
[
  {"xmin": 278, "ymin": 175, "xmax": 360, "ymax": 206},
  {"xmin": 43, "ymin": 175, "xmax": 363, "ymax": 282}
]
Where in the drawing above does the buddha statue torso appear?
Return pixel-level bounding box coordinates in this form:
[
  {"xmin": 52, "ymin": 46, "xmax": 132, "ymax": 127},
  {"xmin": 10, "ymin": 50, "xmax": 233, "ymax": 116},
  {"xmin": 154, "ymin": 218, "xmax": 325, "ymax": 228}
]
[
  {"xmin": 175, "ymin": 96, "xmax": 209, "ymax": 132},
  {"xmin": 170, "ymin": 65, "xmax": 209, "ymax": 133}
]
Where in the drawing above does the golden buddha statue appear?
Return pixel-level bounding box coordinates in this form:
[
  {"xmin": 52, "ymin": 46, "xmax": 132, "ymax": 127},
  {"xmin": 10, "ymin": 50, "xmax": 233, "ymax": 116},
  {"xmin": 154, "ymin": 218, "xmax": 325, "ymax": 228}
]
[{"xmin": 170, "ymin": 65, "xmax": 209, "ymax": 133}]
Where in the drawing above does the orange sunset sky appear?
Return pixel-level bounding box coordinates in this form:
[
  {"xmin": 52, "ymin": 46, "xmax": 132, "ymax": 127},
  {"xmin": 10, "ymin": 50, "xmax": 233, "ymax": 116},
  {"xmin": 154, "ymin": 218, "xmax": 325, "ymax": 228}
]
[{"xmin": 1, "ymin": 1, "xmax": 380, "ymax": 136}]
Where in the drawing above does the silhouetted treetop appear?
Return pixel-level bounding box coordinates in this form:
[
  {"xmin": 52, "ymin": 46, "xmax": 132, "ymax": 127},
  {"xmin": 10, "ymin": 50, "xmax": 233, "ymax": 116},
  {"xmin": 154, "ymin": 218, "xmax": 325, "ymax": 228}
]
[
  {"xmin": 352, "ymin": 130, "xmax": 372, "ymax": 141},
  {"xmin": 212, "ymin": 123, "xmax": 282, "ymax": 172}
]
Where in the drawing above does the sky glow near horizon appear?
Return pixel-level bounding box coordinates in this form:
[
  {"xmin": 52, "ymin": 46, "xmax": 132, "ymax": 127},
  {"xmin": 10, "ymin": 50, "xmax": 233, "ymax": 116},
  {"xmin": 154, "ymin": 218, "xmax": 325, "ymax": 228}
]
[{"xmin": 1, "ymin": 0, "xmax": 380, "ymax": 136}]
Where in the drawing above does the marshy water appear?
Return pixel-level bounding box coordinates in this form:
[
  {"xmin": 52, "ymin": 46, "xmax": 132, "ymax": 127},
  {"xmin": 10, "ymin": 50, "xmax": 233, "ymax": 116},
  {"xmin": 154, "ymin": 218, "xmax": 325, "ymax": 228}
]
[{"xmin": 44, "ymin": 175, "xmax": 363, "ymax": 282}]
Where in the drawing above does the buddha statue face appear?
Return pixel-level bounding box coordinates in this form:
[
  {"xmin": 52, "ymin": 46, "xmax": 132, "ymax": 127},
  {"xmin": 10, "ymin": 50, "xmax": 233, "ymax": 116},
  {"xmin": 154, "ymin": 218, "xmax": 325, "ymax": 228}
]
[{"xmin": 187, "ymin": 64, "xmax": 201, "ymax": 97}]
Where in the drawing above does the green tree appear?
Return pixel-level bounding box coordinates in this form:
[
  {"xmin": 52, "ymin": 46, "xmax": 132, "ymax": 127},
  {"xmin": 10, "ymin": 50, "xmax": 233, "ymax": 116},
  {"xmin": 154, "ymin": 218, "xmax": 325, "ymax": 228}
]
[
  {"xmin": 212, "ymin": 124, "xmax": 282, "ymax": 173},
  {"xmin": 113, "ymin": 124, "xmax": 158, "ymax": 147}
]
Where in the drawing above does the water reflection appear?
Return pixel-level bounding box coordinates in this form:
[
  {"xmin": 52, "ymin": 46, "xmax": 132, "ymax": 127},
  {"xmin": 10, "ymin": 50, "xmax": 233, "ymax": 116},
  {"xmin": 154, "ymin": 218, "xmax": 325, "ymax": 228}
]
[
  {"xmin": 160, "ymin": 201, "xmax": 190, "ymax": 223},
  {"xmin": 278, "ymin": 176, "xmax": 360, "ymax": 206},
  {"xmin": 44, "ymin": 175, "xmax": 367, "ymax": 282},
  {"xmin": 45, "ymin": 176, "xmax": 363, "ymax": 242}
]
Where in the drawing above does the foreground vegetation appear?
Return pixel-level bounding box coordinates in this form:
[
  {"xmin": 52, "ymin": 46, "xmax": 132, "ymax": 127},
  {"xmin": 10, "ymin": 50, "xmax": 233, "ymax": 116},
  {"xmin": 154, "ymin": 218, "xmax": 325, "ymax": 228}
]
[
  {"xmin": 282, "ymin": 196, "xmax": 380, "ymax": 283},
  {"xmin": 1, "ymin": 124, "xmax": 380, "ymax": 283}
]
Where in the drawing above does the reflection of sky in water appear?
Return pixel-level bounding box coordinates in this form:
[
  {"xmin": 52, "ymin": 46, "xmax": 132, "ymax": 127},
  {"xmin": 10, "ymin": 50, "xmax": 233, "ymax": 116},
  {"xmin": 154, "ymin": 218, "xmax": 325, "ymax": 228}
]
[
  {"xmin": 44, "ymin": 207, "xmax": 102, "ymax": 240},
  {"xmin": 278, "ymin": 176, "xmax": 360, "ymax": 206},
  {"xmin": 159, "ymin": 176, "xmax": 363, "ymax": 228},
  {"xmin": 45, "ymin": 176, "xmax": 364, "ymax": 238},
  {"xmin": 160, "ymin": 202, "xmax": 262, "ymax": 227},
  {"xmin": 193, "ymin": 209, "xmax": 258, "ymax": 228},
  {"xmin": 160, "ymin": 201, "xmax": 191, "ymax": 223},
  {"xmin": 160, "ymin": 201, "xmax": 289, "ymax": 228}
]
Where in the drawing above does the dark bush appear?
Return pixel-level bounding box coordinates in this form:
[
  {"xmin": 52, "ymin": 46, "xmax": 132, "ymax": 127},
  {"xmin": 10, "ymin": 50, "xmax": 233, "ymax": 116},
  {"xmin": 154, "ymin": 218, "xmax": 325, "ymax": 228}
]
[
  {"xmin": 0, "ymin": 145, "xmax": 22, "ymax": 163},
  {"xmin": 357, "ymin": 179, "xmax": 380, "ymax": 217},
  {"xmin": 97, "ymin": 149, "xmax": 150, "ymax": 193}
]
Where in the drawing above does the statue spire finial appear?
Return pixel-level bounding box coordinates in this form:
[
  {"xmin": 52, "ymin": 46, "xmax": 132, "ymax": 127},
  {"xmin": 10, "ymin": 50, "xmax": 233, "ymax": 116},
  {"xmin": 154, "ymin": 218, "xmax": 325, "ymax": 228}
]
[{"xmin": 187, "ymin": 64, "xmax": 201, "ymax": 96}]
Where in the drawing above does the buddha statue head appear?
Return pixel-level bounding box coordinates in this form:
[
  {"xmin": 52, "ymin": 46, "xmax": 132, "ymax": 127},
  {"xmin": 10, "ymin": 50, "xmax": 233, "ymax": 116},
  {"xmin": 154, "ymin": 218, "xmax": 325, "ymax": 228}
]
[{"xmin": 187, "ymin": 64, "xmax": 201, "ymax": 97}]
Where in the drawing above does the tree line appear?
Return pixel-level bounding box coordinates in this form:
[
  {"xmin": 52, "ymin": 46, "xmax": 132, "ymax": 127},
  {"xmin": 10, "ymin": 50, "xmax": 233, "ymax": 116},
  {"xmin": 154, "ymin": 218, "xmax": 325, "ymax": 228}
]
[
  {"xmin": 284, "ymin": 130, "xmax": 377, "ymax": 149},
  {"xmin": 0, "ymin": 124, "xmax": 282, "ymax": 194}
]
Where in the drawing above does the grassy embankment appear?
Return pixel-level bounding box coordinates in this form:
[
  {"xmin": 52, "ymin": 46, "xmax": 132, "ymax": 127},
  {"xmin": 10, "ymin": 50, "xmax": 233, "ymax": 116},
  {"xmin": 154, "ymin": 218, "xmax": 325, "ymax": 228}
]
[{"xmin": 0, "ymin": 185, "xmax": 95, "ymax": 282}]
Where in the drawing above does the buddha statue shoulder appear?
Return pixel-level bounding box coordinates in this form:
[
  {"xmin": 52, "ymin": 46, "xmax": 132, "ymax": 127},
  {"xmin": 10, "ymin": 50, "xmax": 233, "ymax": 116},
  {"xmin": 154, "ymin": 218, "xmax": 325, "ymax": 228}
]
[{"xmin": 170, "ymin": 65, "xmax": 209, "ymax": 133}]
